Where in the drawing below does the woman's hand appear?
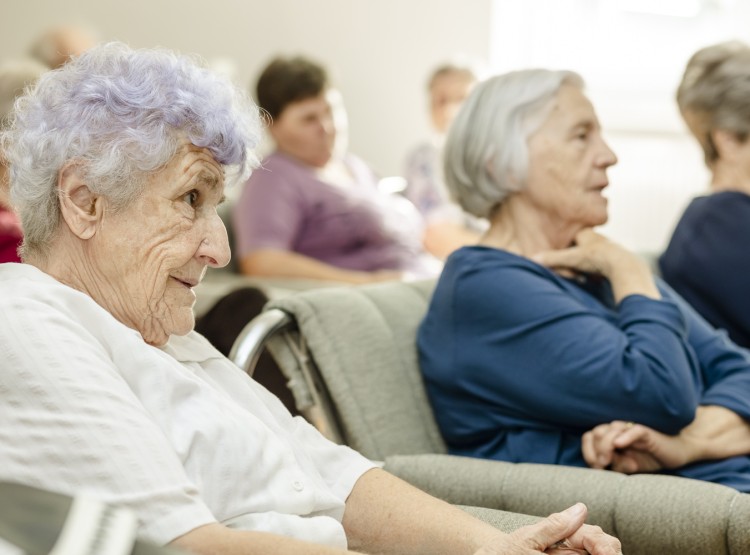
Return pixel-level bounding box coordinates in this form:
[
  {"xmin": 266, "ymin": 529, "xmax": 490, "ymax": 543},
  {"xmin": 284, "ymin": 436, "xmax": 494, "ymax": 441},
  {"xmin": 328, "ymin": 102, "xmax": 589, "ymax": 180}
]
[
  {"xmin": 532, "ymin": 229, "xmax": 659, "ymax": 303},
  {"xmin": 582, "ymin": 420, "xmax": 689, "ymax": 473},
  {"xmin": 474, "ymin": 503, "xmax": 621, "ymax": 554}
]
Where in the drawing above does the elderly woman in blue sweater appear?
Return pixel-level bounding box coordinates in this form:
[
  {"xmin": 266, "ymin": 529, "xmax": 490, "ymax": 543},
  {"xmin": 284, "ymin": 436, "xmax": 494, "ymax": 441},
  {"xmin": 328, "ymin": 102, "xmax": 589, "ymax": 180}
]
[{"xmin": 418, "ymin": 68, "xmax": 750, "ymax": 491}]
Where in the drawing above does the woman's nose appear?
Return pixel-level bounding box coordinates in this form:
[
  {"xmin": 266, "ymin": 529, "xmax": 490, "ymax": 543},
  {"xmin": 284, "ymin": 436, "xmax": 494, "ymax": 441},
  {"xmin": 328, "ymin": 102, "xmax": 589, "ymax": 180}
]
[
  {"xmin": 598, "ymin": 139, "xmax": 618, "ymax": 168},
  {"xmin": 198, "ymin": 213, "xmax": 231, "ymax": 268}
]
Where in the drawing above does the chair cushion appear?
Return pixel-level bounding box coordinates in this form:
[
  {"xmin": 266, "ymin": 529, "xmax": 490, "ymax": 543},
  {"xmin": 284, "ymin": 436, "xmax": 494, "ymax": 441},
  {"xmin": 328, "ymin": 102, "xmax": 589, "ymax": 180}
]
[{"xmin": 267, "ymin": 279, "xmax": 445, "ymax": 460}]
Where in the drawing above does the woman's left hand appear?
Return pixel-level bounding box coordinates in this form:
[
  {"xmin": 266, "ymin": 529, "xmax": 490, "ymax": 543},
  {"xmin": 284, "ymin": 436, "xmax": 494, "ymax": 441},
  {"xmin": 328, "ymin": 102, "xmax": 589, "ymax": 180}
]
[
  {"xmin": 582, "ymin": 420, "xmax": 689, "ymax": 474},
  {"xmin": 532, "ymin": 229, "xmax": 660, "ymax": 303}
]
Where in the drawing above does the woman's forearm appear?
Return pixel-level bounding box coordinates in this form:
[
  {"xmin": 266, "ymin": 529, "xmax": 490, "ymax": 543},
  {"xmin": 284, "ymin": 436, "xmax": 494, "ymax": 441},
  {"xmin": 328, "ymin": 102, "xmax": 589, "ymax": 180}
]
[
  {"xmin": 239, "ymin": 249, "xmax": 400, "ymax": 285},
  {"xmin": 171, "ymin": 523, "xmax": 363, "ymax": 555},
  {"xmin": 343, "ymin": 469, "xmax": 501, "ymax": 555},
  {"xmin": 679, "ymin": 405, "xmax": 750, "ymax": 463}
]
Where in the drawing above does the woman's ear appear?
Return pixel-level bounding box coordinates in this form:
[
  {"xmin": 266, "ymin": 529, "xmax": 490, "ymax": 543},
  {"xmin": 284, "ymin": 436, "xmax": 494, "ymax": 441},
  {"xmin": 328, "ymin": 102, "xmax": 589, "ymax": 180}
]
[{"xmin": 57, "ymin": 163, "xmax": 104, "ymax": 240}]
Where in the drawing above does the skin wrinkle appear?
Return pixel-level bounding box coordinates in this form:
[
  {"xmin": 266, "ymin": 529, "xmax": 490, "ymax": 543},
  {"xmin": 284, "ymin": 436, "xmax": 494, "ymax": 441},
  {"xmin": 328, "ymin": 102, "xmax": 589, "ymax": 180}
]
[{"xmin": 43, "ymin": 142, "xmax": 229, "ymax": 347}]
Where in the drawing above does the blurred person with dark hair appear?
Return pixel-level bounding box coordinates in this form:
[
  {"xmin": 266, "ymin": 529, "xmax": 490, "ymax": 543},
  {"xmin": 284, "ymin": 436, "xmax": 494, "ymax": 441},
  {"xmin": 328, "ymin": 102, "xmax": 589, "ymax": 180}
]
[
  {"xmin": 659, "ymin": 40, "xmax": 750, "ymax": 349},
  {"xmin": 233, "ymin": 55, "xmax": 440, "ymax": 284}
]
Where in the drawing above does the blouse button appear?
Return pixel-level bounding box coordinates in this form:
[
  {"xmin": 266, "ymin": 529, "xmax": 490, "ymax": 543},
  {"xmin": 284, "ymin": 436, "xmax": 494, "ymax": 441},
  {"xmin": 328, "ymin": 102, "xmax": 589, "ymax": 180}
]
[{"xmin": 292, "ymin": 480, "xmax": 305, "ymax": 492}]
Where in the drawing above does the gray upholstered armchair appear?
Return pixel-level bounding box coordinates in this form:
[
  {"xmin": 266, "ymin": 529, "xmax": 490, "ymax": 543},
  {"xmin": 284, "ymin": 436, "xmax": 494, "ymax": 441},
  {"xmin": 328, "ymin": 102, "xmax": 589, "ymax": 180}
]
[{"xmin": 229, "ymin": 279, "xmax": 750, "ymax": 554}]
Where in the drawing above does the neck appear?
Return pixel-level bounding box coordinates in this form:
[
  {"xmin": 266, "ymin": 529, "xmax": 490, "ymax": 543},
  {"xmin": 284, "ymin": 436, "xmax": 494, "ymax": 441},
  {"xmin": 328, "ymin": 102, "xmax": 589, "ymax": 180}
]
[
  {"xmin": 710, "ymin": 159, "xmax": 750, "ymax": 194},
  {"xmin": 31, "ymin": 233, "xmax": 134, "ymax": 331},
  {"xmin": 480, "ymin": 194, "xmax": 579, "ymax": 256}
]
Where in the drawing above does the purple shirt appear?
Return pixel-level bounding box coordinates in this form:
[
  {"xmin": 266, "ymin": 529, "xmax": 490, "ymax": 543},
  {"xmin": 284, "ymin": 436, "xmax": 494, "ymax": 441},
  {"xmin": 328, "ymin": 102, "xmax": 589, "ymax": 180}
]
[{"xmin": 233, "ymin": 151, "xmax": 439, "ymax": 276}]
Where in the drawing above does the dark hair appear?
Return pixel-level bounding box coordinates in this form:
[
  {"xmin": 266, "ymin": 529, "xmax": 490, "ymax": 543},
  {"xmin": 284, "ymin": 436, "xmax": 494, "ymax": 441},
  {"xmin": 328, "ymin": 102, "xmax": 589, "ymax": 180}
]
[{"xmin": 255, "ymin": 56, "xmax": 329, "ymax": 120}]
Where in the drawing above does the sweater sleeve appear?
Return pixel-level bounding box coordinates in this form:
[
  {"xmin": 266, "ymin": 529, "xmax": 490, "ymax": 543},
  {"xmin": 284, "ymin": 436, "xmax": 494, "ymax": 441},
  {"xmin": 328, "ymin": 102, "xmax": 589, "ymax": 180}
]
[
  {"xmin": 427, "ymin": 259, "xmax": 701, "ymax": 434},
  {"xmin": 662, "ymin": 281, "xmax": 750, "ymax": 422}
]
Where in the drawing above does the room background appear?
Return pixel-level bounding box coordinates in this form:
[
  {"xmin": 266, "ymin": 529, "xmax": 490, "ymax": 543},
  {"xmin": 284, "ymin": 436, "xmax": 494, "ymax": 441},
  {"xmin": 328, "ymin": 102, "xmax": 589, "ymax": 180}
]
[{"xmin": 1, "ymin": 0, "xmax": 748, "ymax": 254}]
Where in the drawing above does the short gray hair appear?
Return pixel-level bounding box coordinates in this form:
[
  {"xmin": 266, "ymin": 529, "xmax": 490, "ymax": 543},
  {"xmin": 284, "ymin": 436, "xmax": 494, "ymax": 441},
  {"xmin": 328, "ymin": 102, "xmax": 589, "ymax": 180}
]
[
  {"xmin": 677, "ymin": 40, "xmax": 750, "ymax": 165},
  {"xmin": 443, "ymin": 68, "xmax": 583, "ymax": 218},
  {"xmin": 2, "ymin": 42, "xmax": 260, "ymax": 258}
]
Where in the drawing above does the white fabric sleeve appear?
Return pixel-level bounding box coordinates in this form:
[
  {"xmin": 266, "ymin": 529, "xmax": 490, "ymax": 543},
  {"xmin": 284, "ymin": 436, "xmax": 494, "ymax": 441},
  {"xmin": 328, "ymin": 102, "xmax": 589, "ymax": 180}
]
[{"xmin": 0, "ymin": 297, "xmax": 217, "ymax": 545}]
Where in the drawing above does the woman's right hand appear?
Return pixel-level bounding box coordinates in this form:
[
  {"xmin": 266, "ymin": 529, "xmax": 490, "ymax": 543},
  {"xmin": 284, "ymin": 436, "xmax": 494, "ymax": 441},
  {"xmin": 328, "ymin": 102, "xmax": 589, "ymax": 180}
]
[
  {"xmin": 582, "ymin": 420, "xmax": 689, "ymax": 474},
  {"xmin": 532, "ymin": 229, "xmax": 660, "ymax": 303},
  {"xmin": 473, "ymin": 503, "xmax": 621, "ymax": 554}
]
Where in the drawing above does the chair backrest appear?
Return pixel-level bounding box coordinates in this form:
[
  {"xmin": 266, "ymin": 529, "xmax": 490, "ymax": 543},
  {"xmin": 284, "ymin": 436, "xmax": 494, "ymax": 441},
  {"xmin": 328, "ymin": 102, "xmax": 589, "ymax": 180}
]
[{"xmin": 265, "ymin": 279, "xmax": 446, "ymax": 460}]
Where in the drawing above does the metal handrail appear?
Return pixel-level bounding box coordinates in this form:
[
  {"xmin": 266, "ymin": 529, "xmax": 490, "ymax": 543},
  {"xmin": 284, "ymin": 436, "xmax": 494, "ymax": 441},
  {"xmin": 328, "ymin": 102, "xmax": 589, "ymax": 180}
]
[{"xmin": 229, "ymin": 308, "xmax": 295, "ymax": 376}]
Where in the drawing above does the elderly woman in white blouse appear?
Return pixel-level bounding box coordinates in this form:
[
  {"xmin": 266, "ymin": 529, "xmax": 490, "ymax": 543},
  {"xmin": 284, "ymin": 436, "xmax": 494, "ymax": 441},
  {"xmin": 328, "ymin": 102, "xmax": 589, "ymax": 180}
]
[{"xmin": 0, "ymin": 42, "xmax": 620, "ymax": 555}]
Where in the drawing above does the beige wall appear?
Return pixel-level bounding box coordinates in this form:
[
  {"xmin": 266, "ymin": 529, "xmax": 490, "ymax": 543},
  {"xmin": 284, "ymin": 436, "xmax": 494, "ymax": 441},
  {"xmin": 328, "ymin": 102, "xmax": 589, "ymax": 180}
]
[{"xmin": 0, "ymin": 0, "xmax": 492, "ymax": 177}]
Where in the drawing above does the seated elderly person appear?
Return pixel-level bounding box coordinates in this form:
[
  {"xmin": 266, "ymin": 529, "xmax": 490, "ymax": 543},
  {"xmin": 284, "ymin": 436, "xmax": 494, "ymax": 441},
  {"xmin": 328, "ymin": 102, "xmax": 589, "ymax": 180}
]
[
  {"xmin": 233, "ymin": 55, "xmax": 440, "ymax": 284},
  {"xmin": 0, "ymin": 43, "xmax": 621, "ymax": 555},
  {"xmin": 659, "ymin": 40, "xmax": 750, "ymax": 349},
  {"xmin": 418, "ymin": 68, "xmax": 750, "ymax": 492},
  {"xmin": 403, "ymin": 62, "xmax": 486, "ymax": 260}
]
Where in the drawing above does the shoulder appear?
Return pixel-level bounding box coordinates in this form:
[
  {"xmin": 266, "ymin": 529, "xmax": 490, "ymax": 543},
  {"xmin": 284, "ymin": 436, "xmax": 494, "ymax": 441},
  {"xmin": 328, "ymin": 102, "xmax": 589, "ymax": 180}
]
[
  {"xmin": 236, "ymin": 154, "xmax": 309, "ymax": 212},
  {"xmin": 438, "ymin": 247, "xmax": 563, "ymax": 306},
  {"xmin": 445, "ymin": 246, "xmax": 553, "ymax": 282},
  {"xmin": 680, "ymin": 191, "xmax": 750, "ymax": 226},
  {"xmin": 246, "ymin": 152, "xmax": 300, "ymax": 187},
  {"xmin": 667, "ymin": 191, "xmax": 750, "ymax": 255},
  {"xmin": 0, "ymin": 264, "xmax": 116, "ymax": 323}
]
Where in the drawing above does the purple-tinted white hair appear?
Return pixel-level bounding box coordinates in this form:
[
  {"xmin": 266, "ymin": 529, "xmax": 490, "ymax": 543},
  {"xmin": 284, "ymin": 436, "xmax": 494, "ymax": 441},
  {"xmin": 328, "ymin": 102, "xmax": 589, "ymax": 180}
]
[{"xmin": 2, "ymin": 41, "xmax": 260, "ymax": 258}]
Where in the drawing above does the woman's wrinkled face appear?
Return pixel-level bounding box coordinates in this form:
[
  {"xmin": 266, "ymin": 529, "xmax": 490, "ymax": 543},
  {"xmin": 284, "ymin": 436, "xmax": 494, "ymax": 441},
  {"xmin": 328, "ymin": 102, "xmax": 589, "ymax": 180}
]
[
  {"xmin": 523, "ymin": 84, "xmax": 618, "ymax": 232},
  {"xmin": 94, "ymin": 144, "xmax": 230, "ymax": 346},
  {"xmin": 270, "ymin": 88, "xmax": 345, "ymax": 168}
]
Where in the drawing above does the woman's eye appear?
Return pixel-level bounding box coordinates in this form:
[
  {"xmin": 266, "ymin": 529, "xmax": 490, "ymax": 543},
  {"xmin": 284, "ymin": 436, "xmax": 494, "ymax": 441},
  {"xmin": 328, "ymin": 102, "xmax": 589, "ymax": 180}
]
[{"xmin": 183, "ymin": 190, "xmax": 199, "ymax": 206}]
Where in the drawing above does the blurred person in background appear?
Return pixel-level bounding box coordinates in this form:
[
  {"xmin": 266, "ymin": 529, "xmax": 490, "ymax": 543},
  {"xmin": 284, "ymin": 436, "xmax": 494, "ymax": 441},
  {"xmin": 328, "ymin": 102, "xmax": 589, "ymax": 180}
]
[
  {"xmin": 402, "ymin": 62, "xmax": 486, "ymax": 260},
  {"xmin": 0, "ymin": 58, "xmax": 46, "ymax": 262},
  {"xmin": 659, "ymin": 40, "xmax": 750, "ymax": 349},
  {"xmin": 233, "ymin": 55, "xmax": 441, "ymax": 284},
  {"xmin": 29, "ymin": 24, "xmax": 98, "ymax": 69}
]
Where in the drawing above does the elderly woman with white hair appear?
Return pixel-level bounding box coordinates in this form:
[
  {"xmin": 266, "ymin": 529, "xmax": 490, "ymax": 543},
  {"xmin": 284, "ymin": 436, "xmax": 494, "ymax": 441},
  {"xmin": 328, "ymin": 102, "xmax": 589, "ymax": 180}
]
[
  {"xmin": 418, "ymin": 69, "xmax": 750, "ymax": 492},
  {"xmin": 0, "ymin": 43, "xmax": 622, "ymax": 555}
]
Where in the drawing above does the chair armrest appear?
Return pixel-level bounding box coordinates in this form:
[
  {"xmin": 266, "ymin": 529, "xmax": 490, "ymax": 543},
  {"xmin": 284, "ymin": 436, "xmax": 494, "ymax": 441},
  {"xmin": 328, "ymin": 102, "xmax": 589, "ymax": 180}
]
[
  {"xmin": 229, "ymin": 309, "xmax": 295, "ymax": 377},
  {"xmin": 383, "ymin": 453, "xmax": 750, "ymax": 554},
  {"xmin": 457, "ymin": 505, "xmax": 542, "ymax": 533}
]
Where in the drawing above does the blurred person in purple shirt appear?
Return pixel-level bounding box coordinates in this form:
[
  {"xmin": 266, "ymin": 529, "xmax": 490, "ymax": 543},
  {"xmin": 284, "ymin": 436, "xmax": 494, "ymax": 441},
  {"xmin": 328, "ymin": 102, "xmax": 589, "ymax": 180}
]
[{"xmin": 233, "ymin": 55, "xmax": 441, "ymax": 284}]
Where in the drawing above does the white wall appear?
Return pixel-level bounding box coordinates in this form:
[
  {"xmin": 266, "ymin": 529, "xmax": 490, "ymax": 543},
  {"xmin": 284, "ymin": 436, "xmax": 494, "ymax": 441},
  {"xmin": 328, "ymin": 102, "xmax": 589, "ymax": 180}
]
[
  {"xmin": 0, "ymin": 0, "xmax": 492, "ymax": 178},
  {"xmin": 3, "ymin": 0, "xmax": 747, "ymax": 254}
]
